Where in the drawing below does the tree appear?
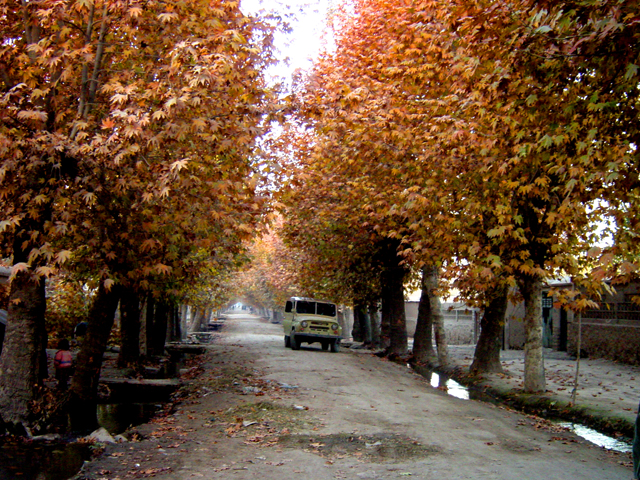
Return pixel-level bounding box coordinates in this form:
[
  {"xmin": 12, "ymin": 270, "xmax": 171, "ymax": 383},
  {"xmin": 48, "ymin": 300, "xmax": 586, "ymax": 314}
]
[
  {"xmin": 0, "ymin": 0, "xmax": 278, "ymax": 432},
  {"xmin": 285, "ymin": 0, "xmax": 624, "ymax": 394},
  {"xmin": 413, "ymin": 266, "xmax": 449, "ymax": 367}
]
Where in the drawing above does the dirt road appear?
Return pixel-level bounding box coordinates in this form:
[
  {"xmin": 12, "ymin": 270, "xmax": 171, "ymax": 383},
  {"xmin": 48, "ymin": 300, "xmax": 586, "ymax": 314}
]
[{"xmin": 76, "ymin": 314, "xmax": 633, "ymax": 480}]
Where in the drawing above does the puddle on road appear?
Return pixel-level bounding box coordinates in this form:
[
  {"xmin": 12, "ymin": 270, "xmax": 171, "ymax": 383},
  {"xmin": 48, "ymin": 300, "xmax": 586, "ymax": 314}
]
[
  {"xmin": 410, "ymin": 364, "xmax": 632, "ymax": 453},
  {"xmin": 555, "ymin": 422, "xmax": 632, "ymax": 453},
  {"xmin": 278, "ymin": 432, "xmax": 442, "ymax": 462}
]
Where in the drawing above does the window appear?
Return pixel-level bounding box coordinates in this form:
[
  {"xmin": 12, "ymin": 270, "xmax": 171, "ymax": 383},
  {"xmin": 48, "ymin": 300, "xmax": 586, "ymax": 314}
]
[
  {"xmin": 316, "ymin": 302, "xmax": 336, "ymax": 317},
  {"xmin": 296, "ymin": 301, "xmax": 316, "ymax": 314}
]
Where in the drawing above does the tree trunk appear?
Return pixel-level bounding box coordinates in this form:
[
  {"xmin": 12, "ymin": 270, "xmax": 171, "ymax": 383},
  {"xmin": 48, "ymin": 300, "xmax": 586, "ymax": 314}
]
[
  {"xmin": 118, "ymin": 285, "xmax": 141, "ymax": 368},
  {"xmin": 139, "ymin": 296, "xmax": 148, "ymax": 356},
  {"xmin": 381, "ymin": 265, "xmax": 408, "ymax": 356},
  {"xmin": 0, "ymin": 270, "xmax": 46, "ymax": 434},
  {"xmin": 180, "ymin": 304, "xmax": 188, "ymax": 337},
  {"xmin": 145, "ymin": 293, "xmax": 155, "ymax": 355},
  {"xmin": 200, "ymin": 307, "xmax": 212, "ymax": 331},
  {"xmin": 167, "ymin": 303, "xmax": 176, "ymax": 343},
  {"xmin": 69, "ymin": 282, "xmax": 122, "ymax": 433},
  {"xmin": 369, "ymin": 306, "xmax": 381, "ymax": 348},
  {"xmin": 426, "ymin": 268, "xmax": 448, "ymax": 367},
  {"xmin": 167, "ymin": 303, "xmax": 181, "ymax": 342},
  {"xmin": 185, "ymin": 306, "xmax": 195, "ymax": 332},
  {"xmin": 361, "ymin": 308, "xmax": 372, "ymax": 344},
  {"xmin": 379, "ymin": 296, "xmax": 391, "ymax": 350},
  {"xmin": 352, "ymin": 304, "xmax": 363, "ymax": 342},
  {"xmin": 520, "ymin": 277, "xmax": 545, "ymax": 392},
  {"xmin": 470, "ymin": 286, "xmax": 508, "ymax": 375},
  {"xmin": 412, "ymin": 267, "xmax": 437, "ymax": 365},
  {"xmin": 353, "ymin": 305, "xmax": 373, "ymax": 344},
  {"xmin": 148, "ymin": 299, "xmax": 169, "ymax": 356}
]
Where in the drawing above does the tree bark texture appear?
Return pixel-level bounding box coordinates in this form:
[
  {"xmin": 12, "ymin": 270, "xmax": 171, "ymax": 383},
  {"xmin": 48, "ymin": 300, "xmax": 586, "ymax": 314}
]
[
  {"xmin": 352, "ymin": 304, "xmax": 363, "ymax": 342},
  {"xmin": 167, "ymin": 303, "xmax": 181, "ymax": 342},
  {"xmin": 520, "ymin": 277, "xmax": 546, "ymax": 392},
  {"xmin": 361, "ymin": 308, "xmax": 372, "ymax": 344},
  {"xmin": 379, "ymin": 296, "xmax": 391, "ymax": 350},
  {"xmin": 352, "ymin": 304, "xmax": 371, "ymax": 343},
  {"xmin": 148, "ymin": 299, "xmax": 169, "ymax": 356},
  {"xmin": 381, "ymin": 264, "xmax": 408, "ymax": 356},
  {"xmin": 470, "ymin": 287, "xmax": 508, "ymax": 375},
  {"xmin": 0, "ymin": 270, "xmax": 46, "ymax": 432},
  {"xmin": 369, "ymin": 306, "xmax": 381, "ymax": 349},
  {"xmin": 118, "ymin": 286, "xmax": 141, "ymax": 368},
  {"xmin": 425, "ymin": 268, "xmax": 448, "ymax": 367},
  {"xmin": 69, "ymin": 282, "xmax": 122, "ymax": 432},
  {"xmin": 412, "ymin": 267, "xmax": 437, "ymax": 365},
  {"xmin": 145, "ymin": 293, "xmax": 155, "ymax": 355},
  {"xmin": 187, "ymin": 306, "xmax": 197, "ymax": 332}
]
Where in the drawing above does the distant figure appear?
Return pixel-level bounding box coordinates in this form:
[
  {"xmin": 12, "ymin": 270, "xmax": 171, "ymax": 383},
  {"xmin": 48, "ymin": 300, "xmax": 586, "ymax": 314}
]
[
  {"xmin": 54, "ymin": 339, "xmax": 73, "ymax": 391},
  {"xmin": 634, "ymin": 401, "xmax": 639, "ymax": 480}
]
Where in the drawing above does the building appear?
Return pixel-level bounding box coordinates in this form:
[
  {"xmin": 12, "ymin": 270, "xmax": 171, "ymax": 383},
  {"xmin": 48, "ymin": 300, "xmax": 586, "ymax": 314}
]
[
  {"xmin": 405, "ymin": 279, "xmax": 640, "ymax": 366},
  {"xmin": 504, "ymin": 279, "xmax": 640, "ymax": 365},
  {"xmin": 405, "ymin": 301, "xmax": 478, "ymax": 345}
]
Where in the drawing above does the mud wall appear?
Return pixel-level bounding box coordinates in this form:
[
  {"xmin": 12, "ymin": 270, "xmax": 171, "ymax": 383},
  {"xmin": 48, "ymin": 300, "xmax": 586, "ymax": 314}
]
[
  {"xmin": 405, "ymin": 301, "xmax": 477, "ymax": 345},
  {"xmin": 568, "ymin": 323, "xmax": 640, "ymax": 365}
]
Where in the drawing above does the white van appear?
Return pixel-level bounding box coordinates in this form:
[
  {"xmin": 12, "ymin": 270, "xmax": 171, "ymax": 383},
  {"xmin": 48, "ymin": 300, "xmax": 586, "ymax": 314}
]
[{"xmin": 283, "ymin": 297, "xmax": 342, "ymax": 352}]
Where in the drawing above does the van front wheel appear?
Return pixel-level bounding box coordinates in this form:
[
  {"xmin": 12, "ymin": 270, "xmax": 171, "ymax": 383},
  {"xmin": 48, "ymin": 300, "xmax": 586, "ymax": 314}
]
[
  {"xmin": 290, "ymin": 331, "xmax": 300, "ymax": 350},
  {"xmin": 330, "ymin": 340, "xmax": 340, "ymax": 353},
  {"xmin": 284, "ymin": 335, "xmax": 291, "ymax": 348}
]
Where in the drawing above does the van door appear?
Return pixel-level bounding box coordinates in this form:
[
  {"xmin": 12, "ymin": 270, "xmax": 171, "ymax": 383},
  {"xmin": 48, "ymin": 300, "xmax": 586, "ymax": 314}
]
[{"xmin": 283, "ymin": 299, "xmax": 294, "ymax": 333}]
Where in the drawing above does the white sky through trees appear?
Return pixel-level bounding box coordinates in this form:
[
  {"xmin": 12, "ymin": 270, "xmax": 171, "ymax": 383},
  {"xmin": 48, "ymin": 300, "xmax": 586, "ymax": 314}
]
[{"xmin": 241, "ymin": 0, "xmax": 332, "ymax": 81}]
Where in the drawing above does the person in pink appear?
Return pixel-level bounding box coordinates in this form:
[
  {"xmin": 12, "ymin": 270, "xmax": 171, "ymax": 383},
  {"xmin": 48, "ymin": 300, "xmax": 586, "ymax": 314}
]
[{"xmin": 54, "ymin": 339, "xmax": 73, "ymax": 391}]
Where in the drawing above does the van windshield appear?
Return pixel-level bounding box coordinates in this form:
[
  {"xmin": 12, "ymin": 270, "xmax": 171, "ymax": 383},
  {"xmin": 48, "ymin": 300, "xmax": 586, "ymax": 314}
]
[
  {"xmin": 295, "ymin": 301, "xmax": 336, "ymax": 317},
  {"xmin": 296, "ymin": 301, "xmax": 316, "ymax": 314},
  {"xmin": 316, "ymin": 302, "xmax": 336, "ymax": 317}
]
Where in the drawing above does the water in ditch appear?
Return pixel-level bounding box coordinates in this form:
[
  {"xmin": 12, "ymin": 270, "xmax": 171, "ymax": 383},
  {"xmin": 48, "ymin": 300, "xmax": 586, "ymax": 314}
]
[
  {"xmin": 0, "ymin": 402, "xmax": 161, "ymax": 480},
  {"xmin": 415, "ymin": 367, "xmax": 633, "ymax": 454}
]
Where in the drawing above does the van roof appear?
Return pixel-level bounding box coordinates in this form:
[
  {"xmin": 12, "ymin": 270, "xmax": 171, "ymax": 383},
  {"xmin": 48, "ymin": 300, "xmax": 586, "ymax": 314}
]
[{"xmin": 288, "ymin": 297, "xmax": 336, "ymax": 304}]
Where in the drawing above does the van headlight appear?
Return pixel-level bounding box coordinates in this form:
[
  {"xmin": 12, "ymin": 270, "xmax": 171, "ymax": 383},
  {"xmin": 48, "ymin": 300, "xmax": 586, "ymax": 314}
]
[
  {"xmin": 330, "ymin": 323, "xmax": 339, "ymax": 331},
  {"xmin": 300, "ymin": 321, "xmax": 308, "ymax": 328}
]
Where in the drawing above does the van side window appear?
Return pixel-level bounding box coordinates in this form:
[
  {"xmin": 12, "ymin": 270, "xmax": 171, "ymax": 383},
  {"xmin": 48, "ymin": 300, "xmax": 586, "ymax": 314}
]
[{"xmin": 285, "ymin": 301, "xmax": 293, "ymax": 313}]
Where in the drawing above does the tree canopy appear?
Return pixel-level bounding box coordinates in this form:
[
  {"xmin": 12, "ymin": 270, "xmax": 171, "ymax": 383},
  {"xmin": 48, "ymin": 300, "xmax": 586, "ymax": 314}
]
[
  {"xmin": 0, "ymin": 0, "xmax": 280, "ymax": 430},
  {"xmin": 276, "ymin": 0, "xmax": 640, "ymax": 391}
]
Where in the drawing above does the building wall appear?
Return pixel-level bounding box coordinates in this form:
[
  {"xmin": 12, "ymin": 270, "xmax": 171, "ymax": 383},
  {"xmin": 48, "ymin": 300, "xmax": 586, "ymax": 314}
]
[
  {"xmin": 405, "ymin": 301, "xmax": 477, "ymax": 345},
  {"xmin": 504, "ymin": 281, "xmax": 640, "ymax": 365},
  {"xmin": 567, "ymin": 282, "xmax": 640, "ymax": 365},
  {"xmin": 568, "ymin": 323, "xmax": 640, "ymax": 364}
]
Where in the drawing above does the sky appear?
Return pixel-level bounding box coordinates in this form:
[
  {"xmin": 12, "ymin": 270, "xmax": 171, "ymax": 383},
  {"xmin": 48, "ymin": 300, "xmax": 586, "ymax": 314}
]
[{"xmin": 240, "ymin": 0, "xmax": 333, "ymax": 81}]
